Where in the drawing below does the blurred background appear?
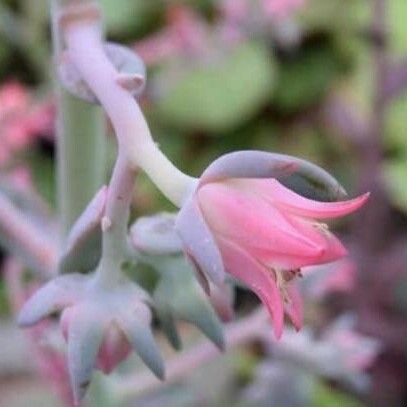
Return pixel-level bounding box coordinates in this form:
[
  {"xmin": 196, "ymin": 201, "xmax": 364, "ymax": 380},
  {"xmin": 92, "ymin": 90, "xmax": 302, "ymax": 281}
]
[{"xmin": 0, "ymin": 0, "xmax": 407, "ymax": 406}]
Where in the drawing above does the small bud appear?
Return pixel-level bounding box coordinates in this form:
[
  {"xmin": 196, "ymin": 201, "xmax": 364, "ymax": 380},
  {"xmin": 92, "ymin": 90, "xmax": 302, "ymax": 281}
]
[
  {"xmin": 129, "ymin": 212, "xmax": 183, "ymax": 255},
  {"xmin": 58, "ymin": 43, "xmax": 146, "ymax": 103},
  {"xmin": 116, "ymin": 73, "xmax": 145, "ymax": 93}
]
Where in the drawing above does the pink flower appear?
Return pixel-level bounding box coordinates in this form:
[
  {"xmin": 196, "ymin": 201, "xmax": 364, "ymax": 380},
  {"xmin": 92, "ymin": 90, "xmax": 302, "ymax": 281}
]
[
  {"xmin": 310, "ymin": 258, "xmax": 357, "ymax": 299},
  {"xmin": 134, "ymin": 5, "xmax": 208, "ymax": 65},
  {"xmin": 60, "ymin": 307, "xmax": 131, "ymax": 375},
  {"xmin": 175, "ymin": 151, "xmax": 368, "ymax": 339},
  {"xmin": 263, "ymin": 0, "xmax": 307, "ymax": 19},
  {"xmin": 18, "ymin": 272, "xmax": 164, "ymax": 403},
  {"xmin": 221, "ymin": 0, "xmax": 249, "ymax": 23},
  {"xmin": 0, "ymin": 81, "xmax": 53, "ymax": 167}
]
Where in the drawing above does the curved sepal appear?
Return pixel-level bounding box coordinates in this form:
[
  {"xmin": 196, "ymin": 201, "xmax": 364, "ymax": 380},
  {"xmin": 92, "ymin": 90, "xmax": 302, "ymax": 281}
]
[
  {"xmin": 200, "ymin": 151, "xmax": 347, "ymax": 202},
  {"xmin": 121, "ymin": 311, "xmax": 165, "ymax": 380},
  {"xmin": 65, "ymin": 306, "xmax": 106, "ymax": 404},
  {"xmin": 175, "ymin": 198, "xmax": 225, "ymax": 285}
]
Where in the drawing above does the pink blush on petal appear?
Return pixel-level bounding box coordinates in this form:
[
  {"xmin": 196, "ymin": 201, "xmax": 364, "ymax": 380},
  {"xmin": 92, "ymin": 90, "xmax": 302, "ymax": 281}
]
[
  {"xmin": 96, "ymin": 324, "xmax": 131, "ymax": 374},
  {"xmin": 218, "ymin": 237, "xmax": 284, "ymax": 339},
  {"xmin": 198, "ymin": 182, "xmax": 327, "ymax": 259}
]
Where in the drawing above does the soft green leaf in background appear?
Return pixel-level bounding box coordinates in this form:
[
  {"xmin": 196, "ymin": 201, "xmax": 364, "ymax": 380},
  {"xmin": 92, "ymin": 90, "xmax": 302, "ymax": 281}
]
[
  {"xmin": 312, "ymin": 381, "xmax": 363, "ymax": 407},
  {"xmin": 156, "ymin": 42, "xmax": 275, "ymax": 133},
  {"xmin": 272, "ymin": 44, "xmax": 338, "ymax": 114},
  {"xmin": 100, "ymin": 0, "xmax": 162, "ymax": 37}
]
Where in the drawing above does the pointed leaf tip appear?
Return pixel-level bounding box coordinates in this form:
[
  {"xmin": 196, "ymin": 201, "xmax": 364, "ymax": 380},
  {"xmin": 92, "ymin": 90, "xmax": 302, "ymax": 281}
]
[
  {"xmin": 156, "ymin": 308, "xmax": 182, "ymax": 350},
  {"xmin": 17, "ymin": 276, "xmax": 81, "ymax": 327},
  {"xmin": 66, "ymin": 307, "xmax": 105, "ymax": 403},
  {"xmin": 177, "ymin": 297, "xmax": 225, "ymax": 351},
  {"xmin": 121, "ymin": 315, "xmax": 165, "ymax": 380}
]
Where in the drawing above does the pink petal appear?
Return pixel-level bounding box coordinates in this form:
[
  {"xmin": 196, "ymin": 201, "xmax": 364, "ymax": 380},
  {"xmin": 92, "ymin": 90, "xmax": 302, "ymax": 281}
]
[
  {"xmin": 250, "ymin": 213, "xmax": 347, "ymax": 269},
  {"xmin": 198, "ymin": 182, "xmax": 326, "ymax": 259},
  {"xmin": 253, "ymin": 179, "xmax": 369, "ymax": 220},
  {"xmin": 96, "ymin": 324, "xmax": 131, "ymax": 374},
  {"xmin": 284, "ymin": 284, "xmax": 303, "ymax": 331},
  {"xmin": 286, "ymin": 216, "xmax": 348, "ymax": 265},
  {"xmin": 218, "ymin": 238, "xmax": 284, "ymax": 339}
]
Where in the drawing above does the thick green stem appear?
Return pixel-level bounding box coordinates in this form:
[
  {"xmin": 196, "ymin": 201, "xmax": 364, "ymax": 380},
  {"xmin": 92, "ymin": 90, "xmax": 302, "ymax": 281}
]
[
  {"xmin": 52, "ymin": 0, "xmax": 106, "ymax": 237},
  {"xmin": 56, "ymin": 92, "xmax": 106, "ymax": 236}
]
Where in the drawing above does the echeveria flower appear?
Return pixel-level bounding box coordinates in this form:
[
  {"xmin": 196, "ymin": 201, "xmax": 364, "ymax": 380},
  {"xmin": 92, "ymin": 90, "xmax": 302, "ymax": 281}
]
[
  {"xmin": 0, "ymin": 81, "xmax": 53, "ymax": 166},
  {"xmin": 175, "ymin": 151, "xmax": 369, "ymax": 338},
  {"xmin": 18, "ymin": 273, "xmax": 164, "ymax": 403},
  {"xmin": 263, "ymin": 0, "xmax": 306, "ymax": 19}
]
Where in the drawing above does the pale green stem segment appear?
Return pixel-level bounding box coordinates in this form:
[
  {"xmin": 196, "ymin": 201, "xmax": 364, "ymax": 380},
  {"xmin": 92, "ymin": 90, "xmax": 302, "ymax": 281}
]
[
  {"xmin": 52, "ymin": 0, "xmax": 106, "ymax": 238},
  {"xmin": 56, "ymin": 93, "xmax": 106, "ymax": 237}
]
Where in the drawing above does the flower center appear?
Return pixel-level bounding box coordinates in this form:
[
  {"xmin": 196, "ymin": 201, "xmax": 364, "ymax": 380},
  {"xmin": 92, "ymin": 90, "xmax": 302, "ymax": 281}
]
[
  {"xmin": 272, "ymin": 268, "xmax": 302, "ymax": 304},
  {"xmin": 313, "ymin": 222, "xmax": 330, "ymax": 235}
]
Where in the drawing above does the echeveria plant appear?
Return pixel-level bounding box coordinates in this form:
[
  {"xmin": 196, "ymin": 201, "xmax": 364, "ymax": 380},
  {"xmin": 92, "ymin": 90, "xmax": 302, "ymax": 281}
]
[{"xmin": 11, "ymin": 0, "xmax": 370, "ymax": 404}]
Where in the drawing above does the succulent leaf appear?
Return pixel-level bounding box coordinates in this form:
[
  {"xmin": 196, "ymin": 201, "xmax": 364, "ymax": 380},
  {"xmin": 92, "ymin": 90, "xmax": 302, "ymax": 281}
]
[
  {"xmin": 66, "ymin": 305, "xmax": 106, "ymax": 404},
  {"xmin": 152, "ymin": 256, "xmax": 225, "ymax": 350},
  {"xmin": 17, "ymin": 274, "xmax": 86, "ymax": 326},
  {"xmin": 121, "ymin": 312, "xmax": 165, "ymax": 380},
  {"xmin": 59, "ymin": 186, "xmax": 107, "ymax": 273}
]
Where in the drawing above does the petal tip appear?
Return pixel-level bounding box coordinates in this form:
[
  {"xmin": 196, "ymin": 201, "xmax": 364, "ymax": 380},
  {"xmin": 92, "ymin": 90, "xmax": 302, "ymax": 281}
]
[{"xmin": 274, "ymin": 326, "xmax": 283, "ymax": 341}]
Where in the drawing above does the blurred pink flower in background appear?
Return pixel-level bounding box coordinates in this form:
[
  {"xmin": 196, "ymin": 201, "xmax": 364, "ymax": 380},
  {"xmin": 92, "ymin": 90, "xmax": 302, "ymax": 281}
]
[
  {"xmin": 327, "ymin": 326, "xmax": 378, "ymax": 371},
  {"xmin": 30, "ymin": 321, "xmax": 74, "ymax": 407},
  {"xmin": 4, "ymin": 260, "xmax": 73, "ymax": 406},
  {"xmin": 309, "ymin": 258, "xmax": 357, "ymax": 299},
  {"xmin": 0, "ymin": 81, "xmax": 53, "ymax": 167},
  {"xmin": 263, "ymin": 0, "xmax": 307, "ymax": 19},
  {"xmin": 221, "ymin": 0, "xmax": 249, "ymax": 23},
  {"xmin": 134, "ymin": 5, "xmax": 208, "ymax": 66}
]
